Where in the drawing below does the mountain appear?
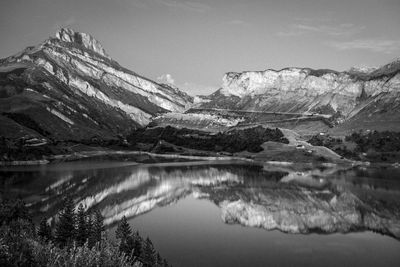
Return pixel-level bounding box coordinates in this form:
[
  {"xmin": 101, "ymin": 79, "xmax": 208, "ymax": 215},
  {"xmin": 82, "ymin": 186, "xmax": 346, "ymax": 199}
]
[
  {"xmin": 0, "ymin": 28, "xmax": 193, "ymax": 142},
  {"xmin": 194, "ymin": 59, "xmax": 400, "ymax": 134}
]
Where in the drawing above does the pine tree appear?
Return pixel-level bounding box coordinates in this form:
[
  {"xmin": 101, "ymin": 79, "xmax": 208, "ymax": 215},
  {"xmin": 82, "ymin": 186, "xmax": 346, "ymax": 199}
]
[
  {"xmin": 75, "ymin": 203, "xmax": 87, "ymax": 246},
  {"xmin": 116, "ymin": 216, "xmax": 134, "ymax": 257},
  {"xmin": 86, "ymin": 212, "xmax": 96, "ymax": 248},
  {"xmin": 115, "ymin": 216, "xmax": 132, "ymax": 240},
  {"xmin": 156, "ymin": 252, "xmax": 163, "ymax": 267},
  {"xmin": 142, "ymin": 237, "xmax": 156, "ymax": 267},
  {"xmin": 125, "ymin": 234, "xmax": 136, "ymax": 260},
  {"xmin": 133, "ymin": 230, "xmax": 143, "ymax": 258},
  {"xmin": 37, "ymin": 217, "xmax": 52, "ymax": 242},
  {"xmin": 163, "ymin": 259, "xmax": 169, "ymax": 267},
  {"xmin": 55, "ymin": 196, "xmax": 76, "ymax": 247},
  {"xmin": 93, "ymin": 209, "xmax": 105, "ymax": 243}
]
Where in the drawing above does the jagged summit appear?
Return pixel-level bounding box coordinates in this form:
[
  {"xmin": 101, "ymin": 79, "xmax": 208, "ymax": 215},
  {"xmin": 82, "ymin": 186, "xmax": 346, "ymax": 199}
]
[
  {"xmin": 54, "ymin": 28, "xmax": 109, "ymax": 58},
  {"xmin": 0, "ymin": 28, "xmax": 193, "ymax": 142}
]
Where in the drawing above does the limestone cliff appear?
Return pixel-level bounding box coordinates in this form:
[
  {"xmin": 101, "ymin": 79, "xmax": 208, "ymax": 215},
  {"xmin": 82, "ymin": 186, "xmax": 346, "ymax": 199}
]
[{"xmin": 198, "ymin": 60, "xmax": 400, "ymax": 132}]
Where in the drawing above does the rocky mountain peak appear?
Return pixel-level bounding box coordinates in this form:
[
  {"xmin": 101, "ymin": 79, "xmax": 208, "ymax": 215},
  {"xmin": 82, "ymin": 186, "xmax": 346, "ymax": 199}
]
[
  {"xmin": 55, "ymin": 28, "xmax": 109, "ymax": 58},
  {"xmin": 0, "ymin": 28, "xmax": 194, "ymax": 142}
]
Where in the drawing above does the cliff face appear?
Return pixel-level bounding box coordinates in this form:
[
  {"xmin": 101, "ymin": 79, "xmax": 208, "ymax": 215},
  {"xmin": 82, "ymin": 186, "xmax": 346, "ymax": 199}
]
[
  {"xmin": 0, "ymin": 28, "xmax": 192, "ymax": 141},
  {"xmin": 198, "ymin": 60, "xmax": 400, "ymax": 131}
]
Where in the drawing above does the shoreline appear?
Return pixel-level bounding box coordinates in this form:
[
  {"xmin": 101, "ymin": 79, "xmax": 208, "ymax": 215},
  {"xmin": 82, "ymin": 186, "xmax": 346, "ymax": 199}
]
[
  {"xmin": 1, "ymin": 149, "xmax": 394, "ymax": 168},
  {"xmin": 0, "ymin": 150, "xmax": 254, "ymax": 166}
]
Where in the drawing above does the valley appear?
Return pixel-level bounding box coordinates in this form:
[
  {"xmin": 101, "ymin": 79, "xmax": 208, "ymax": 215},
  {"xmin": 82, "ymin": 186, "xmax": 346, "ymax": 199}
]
[
  {"xmin": 1, "ymin": 1, "xmax": 400, "ymax": 267},
  {"xmin": 0, "ymin": 28, "xmax": 399, "ymax": 166}
]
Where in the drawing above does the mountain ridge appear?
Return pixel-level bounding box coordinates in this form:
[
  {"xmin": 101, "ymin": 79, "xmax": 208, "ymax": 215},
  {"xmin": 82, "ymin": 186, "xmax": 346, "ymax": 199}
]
[
  {"xmin": 192, "ymin": 58, "xmax": 400, "ymax": 134},
  {"xmin": 0, "ymin": 28, "xmax": 193, "ymax": 142}
]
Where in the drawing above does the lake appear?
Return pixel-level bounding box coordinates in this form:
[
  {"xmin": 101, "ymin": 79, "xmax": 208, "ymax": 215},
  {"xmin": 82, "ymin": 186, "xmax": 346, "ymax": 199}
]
[{"xmin": 1, "ymin": 159, "xmax": 400, "ymax": 267}]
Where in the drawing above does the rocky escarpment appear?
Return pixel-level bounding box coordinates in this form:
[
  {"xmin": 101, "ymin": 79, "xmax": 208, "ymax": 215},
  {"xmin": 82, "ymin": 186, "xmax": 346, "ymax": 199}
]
[
  {"xmin": 198, "ymin": 60, "xmax": 400, "ymax": 132},
  {"xmin": 0, "ymin": 28, "xmax": 193, "ymax": 141}
]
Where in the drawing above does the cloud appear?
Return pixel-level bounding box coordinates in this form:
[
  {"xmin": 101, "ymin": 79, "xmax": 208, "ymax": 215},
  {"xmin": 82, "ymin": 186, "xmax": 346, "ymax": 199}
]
[
  {"xmin": 153, "ymin": 0, "xmax": 210, "ymax": 12},
  {"xmin": 278, "ymin": 23, "xmax": 364, "ymax": 37},
  {"xmin": 156, "ymin": 74, "xmax": 216, "ymax": 95},
  {"xmin": 277, "ymin": 30, "xmax": 303, "ymax": 37},
  {"xmin": 224, "ymin": 20, "xmax": 250, "ymax": 26},
  {"xmin": 157, "ymin": 74, "xmax": 176, "ymax": 85},
  {"xmin": 327, "ymin": 39, "xmax": 400, "ymax": 54},
  {"xmin": 294, "ymin": 17, "xmax": 334, "ymax": 23}
]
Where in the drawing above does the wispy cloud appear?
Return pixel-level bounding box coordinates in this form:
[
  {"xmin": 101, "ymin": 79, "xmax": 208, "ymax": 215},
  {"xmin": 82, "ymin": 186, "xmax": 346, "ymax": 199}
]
[
  {"xmin": 153, "ymin": 0, "xmax": 210, "ymax": 12},
  {"xmin": 294, "ymin": 17, "xmax": 334, "ymax": 24},
  {"xmin": 224, "ymin": 20, "xmax": 251, "ymax": 26},
  {"xmin": 327, "ymin": 39, "xmax": 400, "ymax": 54},
  {"xmin": 278, "ymin": 23, "xmax": 364, "ymax": 37}
]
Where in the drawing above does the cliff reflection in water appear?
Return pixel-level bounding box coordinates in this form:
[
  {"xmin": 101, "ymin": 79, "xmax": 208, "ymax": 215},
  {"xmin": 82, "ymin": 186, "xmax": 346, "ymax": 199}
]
[{"xmin": 2, "ymin": 161, "xmax": 400, "ymax": 239}]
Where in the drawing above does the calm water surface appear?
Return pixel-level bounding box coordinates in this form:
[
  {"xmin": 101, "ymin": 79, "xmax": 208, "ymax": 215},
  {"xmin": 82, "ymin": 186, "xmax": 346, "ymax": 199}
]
[{"xmin": 1, "ymin": 160, "xmax": 400, "ymax": 267}]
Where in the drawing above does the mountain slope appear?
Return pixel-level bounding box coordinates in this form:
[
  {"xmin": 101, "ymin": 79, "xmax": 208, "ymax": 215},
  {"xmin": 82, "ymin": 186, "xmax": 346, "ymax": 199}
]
[
  {"xmin": 196, "ymin": 59, "xmax": 400, "ymax": 133},
  {"xmin": 0, "ymin": 28, "xmax": 193, "ymax": 141}
]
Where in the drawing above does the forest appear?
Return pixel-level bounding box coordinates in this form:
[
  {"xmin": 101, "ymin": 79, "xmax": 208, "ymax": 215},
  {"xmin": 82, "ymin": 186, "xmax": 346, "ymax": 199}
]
[{"xmin": 0, "ymin": 198, "xmax": 170, "ymax": 267}]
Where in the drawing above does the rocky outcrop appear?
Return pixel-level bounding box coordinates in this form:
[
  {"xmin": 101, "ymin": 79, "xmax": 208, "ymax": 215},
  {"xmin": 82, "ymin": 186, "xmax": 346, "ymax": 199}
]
[
  {"xmin": 198, "ymin": 60, "xmax": 400, "ymax": 131},
  {"xmin": 151, "ymin": 112, "xmax": 245, "ymax": 131},
  {"xmin": 0, "ymin": 28, "xmax": 193, "ymax": 141},
  {"xmin": 55, "ymin": 28, "xmax": 110, "ymax": 59}
]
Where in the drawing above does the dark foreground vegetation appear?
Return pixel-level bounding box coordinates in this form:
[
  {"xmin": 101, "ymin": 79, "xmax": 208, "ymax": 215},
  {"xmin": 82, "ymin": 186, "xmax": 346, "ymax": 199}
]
[
  {"xmin": 0, "ymin": 198, "xmax": 170, "ymax": 267},
  {"xmin": 308, "ymin": 131, "xmax": 400, "ymax": 162},
  {"xmin": 0, "ymin": 137, "xmax": 64, "ymax": 162},
  {"xmin": 128, "ymin": 125, "xmax": 289, "ymax": 153}
]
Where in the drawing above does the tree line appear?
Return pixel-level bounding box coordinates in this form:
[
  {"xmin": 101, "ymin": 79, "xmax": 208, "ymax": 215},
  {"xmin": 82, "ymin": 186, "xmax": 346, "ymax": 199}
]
[
  {"xmin": 127, "ymin": 125, "xmax": 289, "ymax": 153},
  {"xmin": 0, "ymin": 197, "xmax": 171, "ymax": 267},
  {"xmin": 308, "ymin": 130, "xmax": 400, "ymax": 162}
]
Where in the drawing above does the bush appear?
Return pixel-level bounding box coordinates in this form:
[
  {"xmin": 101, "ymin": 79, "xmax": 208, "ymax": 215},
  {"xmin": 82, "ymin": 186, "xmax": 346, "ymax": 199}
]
[
  {"xmin": 345, "ymin": 131, "xmax": 400, "ymax": 153},
  {"xmin": 31, "ymin": 240, "xmax": 137, "ymax": 267}
]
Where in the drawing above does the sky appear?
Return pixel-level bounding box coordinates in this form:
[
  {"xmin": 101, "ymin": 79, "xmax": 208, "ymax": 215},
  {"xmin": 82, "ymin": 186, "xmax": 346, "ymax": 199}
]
[{"xmin": 0, "ymin": 0, "xmax": 399, "ymax": 95}]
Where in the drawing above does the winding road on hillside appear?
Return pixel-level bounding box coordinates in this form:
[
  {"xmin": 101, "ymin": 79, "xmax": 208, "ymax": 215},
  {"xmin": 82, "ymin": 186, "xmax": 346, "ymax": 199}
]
[{"xmin": 187, "ymin": 108, "xmax": 333, "ymax": 119}]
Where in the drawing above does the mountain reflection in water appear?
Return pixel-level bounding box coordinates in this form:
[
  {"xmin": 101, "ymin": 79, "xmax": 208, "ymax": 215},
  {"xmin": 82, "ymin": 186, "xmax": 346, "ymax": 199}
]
[{"xmin": 1, "ymin": 160, "xmax": 400, "ymax": 240}]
